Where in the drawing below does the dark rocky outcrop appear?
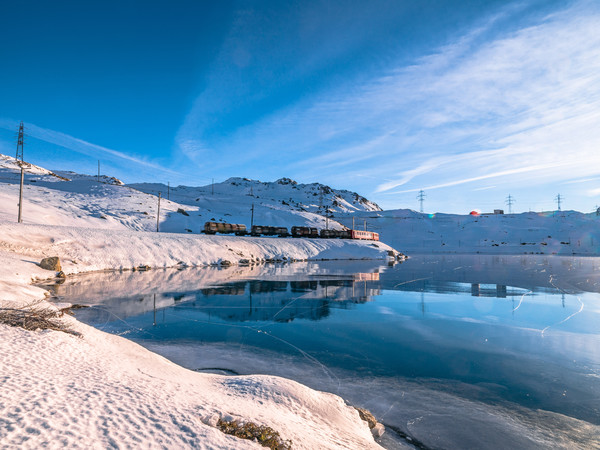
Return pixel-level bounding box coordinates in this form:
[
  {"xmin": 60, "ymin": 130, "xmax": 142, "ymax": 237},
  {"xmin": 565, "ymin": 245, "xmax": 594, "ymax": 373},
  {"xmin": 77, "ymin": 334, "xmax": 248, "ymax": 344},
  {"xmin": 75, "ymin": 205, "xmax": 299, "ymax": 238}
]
[{"xmin": 40, "ymin": 257, "xmax": 61, "ymax": 271}]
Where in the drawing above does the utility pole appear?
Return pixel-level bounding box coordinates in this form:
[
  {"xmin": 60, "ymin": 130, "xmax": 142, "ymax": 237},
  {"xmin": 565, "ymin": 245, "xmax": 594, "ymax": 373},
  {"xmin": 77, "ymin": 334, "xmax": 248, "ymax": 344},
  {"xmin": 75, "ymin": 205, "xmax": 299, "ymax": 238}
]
[
  {"xmin": 250, "ymin": 203, "xmax": 254, "ymax": 228},
  {"xmin": 97, "ymin": 160, "xmax": 100, "ymax": 182},
  {"xmin": 325, "ymin": 206, "xmax": 329, "ymax": 230},
  {"xmin": 15, "ymin": 121, "xmax": 24, "ymax": 161},
  {"xmin": 505, "ymin": 194, "xmax": 515, "ymax": 214},
  {"xmin": 18, "ymin": 163, "xmax": 25, "ymax": 223},
  {"xmin": 364, "ymin": 219, "xmax": 367, "ymax": 231},
  {"xmin": 555, "ymin": 194, "xmax": 563, "ymax": 211},
  {"xmin": 156, "ymin": 192, "xmax": 161, "ymax": 232},
  {"xmin": 167, "ymin": 182, "xmax": 170, "ymax": 200},
  {"xmin": 417, "ymin": 190, "xmax": 426, "ymax": 213},
  {"xmin": 15, "ymin": 123, "xmax": 27, "ymax": 223},
  {"xmin": 212, "ymin": 178, "xmax": 214, "ymax": 196}
]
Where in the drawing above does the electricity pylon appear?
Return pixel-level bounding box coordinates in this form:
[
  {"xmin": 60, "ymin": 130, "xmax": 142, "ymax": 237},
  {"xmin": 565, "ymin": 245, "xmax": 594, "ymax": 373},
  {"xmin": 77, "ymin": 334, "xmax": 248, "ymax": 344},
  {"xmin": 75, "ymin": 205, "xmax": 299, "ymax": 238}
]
[
  {"xmin": 555, "ymin": 194, "xmax": 563, "ymax": 211},
  {"xmin": 16, "ymin": 121, "xmax": 24, "ymax": 161},
  {"xmin": 505, "ymin": 194, "xmax": 515, "ymax": 214},
  {"xmin": 417, "ymin": 190, "xmax": 426, "ymax": 213}
]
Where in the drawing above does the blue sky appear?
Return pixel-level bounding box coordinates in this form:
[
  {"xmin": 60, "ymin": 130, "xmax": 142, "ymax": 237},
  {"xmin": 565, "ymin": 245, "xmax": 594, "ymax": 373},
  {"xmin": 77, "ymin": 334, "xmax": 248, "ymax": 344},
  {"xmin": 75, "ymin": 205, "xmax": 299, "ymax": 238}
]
[{"xmin": 1, "ymin": 0, "xmax": 599, "ymax": 213}]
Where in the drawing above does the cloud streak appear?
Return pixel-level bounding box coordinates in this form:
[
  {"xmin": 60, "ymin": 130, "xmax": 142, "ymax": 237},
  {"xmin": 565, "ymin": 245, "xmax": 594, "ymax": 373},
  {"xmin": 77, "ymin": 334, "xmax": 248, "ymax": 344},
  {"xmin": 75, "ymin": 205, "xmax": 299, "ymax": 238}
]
[
  {"xmin": 174, "ymin": 0, "xmax": 600, "ymax": 211},
  {"xmin": 0, "ymin": 118, "xmax": 180, "ymax": 177}
]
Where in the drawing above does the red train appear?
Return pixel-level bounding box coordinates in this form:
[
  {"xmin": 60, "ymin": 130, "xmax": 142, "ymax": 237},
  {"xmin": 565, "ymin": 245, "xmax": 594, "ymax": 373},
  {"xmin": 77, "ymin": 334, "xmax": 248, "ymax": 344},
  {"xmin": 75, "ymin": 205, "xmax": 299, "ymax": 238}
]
[{"xmin": 202, "ymin": 222, "xmax": 379, "ymax": 241}]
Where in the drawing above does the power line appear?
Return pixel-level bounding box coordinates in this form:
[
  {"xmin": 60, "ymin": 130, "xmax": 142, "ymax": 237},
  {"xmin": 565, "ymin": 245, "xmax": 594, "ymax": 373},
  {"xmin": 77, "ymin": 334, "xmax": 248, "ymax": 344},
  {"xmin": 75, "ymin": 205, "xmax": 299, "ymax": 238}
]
[
  {"xmin": 505, "ymin": 194, "xmax": 515, "ymax": 214},
  {"xmin": 417, "ymin": 190, "xmax": 426, "ymax": 213}
]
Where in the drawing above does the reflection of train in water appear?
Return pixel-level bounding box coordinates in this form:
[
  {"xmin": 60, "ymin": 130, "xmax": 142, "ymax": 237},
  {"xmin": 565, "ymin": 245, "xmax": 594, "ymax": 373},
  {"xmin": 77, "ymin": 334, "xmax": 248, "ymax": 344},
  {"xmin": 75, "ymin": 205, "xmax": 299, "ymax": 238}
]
[{"xmin": 202, "ymin": 221, "xmax": 379, "ymax": 241}]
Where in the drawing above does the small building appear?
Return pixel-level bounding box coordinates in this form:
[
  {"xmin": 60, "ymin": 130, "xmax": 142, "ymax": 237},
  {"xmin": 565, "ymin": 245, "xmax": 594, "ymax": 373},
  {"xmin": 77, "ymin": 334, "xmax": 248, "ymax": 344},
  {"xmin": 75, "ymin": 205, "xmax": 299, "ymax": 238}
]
[{"xmin": 494, "ymin": 209, "xmax": 504, "ymax": 215}]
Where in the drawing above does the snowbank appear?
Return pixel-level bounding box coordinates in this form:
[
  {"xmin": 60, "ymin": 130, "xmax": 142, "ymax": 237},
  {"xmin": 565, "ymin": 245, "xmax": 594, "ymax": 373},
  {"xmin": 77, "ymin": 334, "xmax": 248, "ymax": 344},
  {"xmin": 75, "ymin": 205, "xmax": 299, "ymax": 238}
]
[
  {"xmin": 338, "ymin": 209, "xmax": 600, "ymax": 255},
  {"xmin": 0, "ymin": 221, "xmax": 397, "ymax": 278},
  {"xmin": 0, "ymin": 222, "xmax": 395, "ymax": 449}
]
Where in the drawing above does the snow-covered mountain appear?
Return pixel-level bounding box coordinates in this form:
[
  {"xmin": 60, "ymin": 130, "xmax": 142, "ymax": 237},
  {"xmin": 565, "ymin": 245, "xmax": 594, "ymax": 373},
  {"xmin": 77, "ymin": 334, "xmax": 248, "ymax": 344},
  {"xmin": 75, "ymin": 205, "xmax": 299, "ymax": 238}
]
[
  {"xmin": 4, "ymin": 152, "xmax": 600, "ymax": 255},
  {"xmin": 0, "ymin": 154, "xmax": 376, "ymax": 233},
  {"xmin": 128, "ymin": 176, "xmax": 381, "ymax": 214},
  {"xmin": 336, "ymin": 208, "xmax": 600, "ymax": 255}
]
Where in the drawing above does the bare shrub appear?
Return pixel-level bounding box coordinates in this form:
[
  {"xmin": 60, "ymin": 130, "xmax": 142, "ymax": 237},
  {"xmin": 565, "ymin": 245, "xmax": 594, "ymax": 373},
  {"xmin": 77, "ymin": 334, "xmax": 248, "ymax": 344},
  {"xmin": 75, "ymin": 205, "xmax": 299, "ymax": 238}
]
[
  {"xmin": 217, "ymin": 419, "xmax": 292, "ymax": 449},
  {"xmin": 0, "ymin": 301, "xmax": 80, "ymax": 336}
]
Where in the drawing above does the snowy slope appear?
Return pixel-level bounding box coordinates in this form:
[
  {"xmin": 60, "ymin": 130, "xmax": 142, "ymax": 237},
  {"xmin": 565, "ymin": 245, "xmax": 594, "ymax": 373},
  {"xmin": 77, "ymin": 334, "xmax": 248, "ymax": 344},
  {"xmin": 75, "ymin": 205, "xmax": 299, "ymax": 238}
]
[
  {"xmin": 1, "ymin": 154, "xmax": 377, "ymax": 233},
  {"xmin": 129, "ymin": 176, "xmax": 381, "ymax": 214},
  {"xmin": 336, "ymin": 209, "xmax": 600, "ymax": 255},
  {"xmin": 1, "ymin": 307, "xmax": 381, "ymax": 449},
  {"xmin": 5, "ymin": 152, "xmax": 600, "ymax": 256}
]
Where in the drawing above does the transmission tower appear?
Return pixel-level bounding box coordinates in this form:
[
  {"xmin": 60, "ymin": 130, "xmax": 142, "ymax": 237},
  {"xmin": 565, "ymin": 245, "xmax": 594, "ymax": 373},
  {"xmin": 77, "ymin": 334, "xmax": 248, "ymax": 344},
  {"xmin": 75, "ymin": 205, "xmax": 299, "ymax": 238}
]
[
  {"xmin": 417, "ymin": 190, "xmax": 426, "ymax": 213},
  {"xmin": 505, "ymin": 194, "xmax": 515, "ymax": 214},
  {"xmin": 16, "ymin": 121, "xmax": 24, "ymax": 161},
  {"xmin": 555, "ymin": 194, "xmax": 563, "ymax": 211}
]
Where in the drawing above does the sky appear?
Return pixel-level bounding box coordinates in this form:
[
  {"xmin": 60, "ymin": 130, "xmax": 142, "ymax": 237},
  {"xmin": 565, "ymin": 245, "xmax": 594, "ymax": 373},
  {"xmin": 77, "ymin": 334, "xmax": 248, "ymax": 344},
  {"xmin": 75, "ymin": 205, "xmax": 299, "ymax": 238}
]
[{"xmin": 1, "ymin": 0, "xmax": 600, "ymax": 214}]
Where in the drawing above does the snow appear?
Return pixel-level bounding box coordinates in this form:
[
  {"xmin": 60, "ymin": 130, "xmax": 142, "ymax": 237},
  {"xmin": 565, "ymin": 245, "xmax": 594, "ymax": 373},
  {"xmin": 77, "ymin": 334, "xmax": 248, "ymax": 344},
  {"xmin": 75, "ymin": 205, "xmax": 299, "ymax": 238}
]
[
  {"xmin": 0, "ymin": 320, "xmax": 379, "ymax": 449},
  {"xmin": 337, "ymin": 209, "xmax": 600, "ymax": 255},
  {"xmin": 0, "ymin": 154, "xmax": 396, "ymax": 448},
  {"xmin": 0, "ymin": 154, "xmax": 379, "ymax": 234},
  {"xmin": 5, "ymin": 151, "xmax": 598, "ymax": 257}
]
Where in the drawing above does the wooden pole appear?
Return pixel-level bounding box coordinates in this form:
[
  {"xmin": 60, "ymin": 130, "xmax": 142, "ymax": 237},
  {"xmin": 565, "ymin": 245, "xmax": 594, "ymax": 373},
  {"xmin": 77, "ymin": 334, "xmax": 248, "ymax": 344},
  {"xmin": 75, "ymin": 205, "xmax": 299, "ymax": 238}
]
[
  {"xmin": 157, "ymin": 192, "xmax": 161, "ymax": 232},
  {"xmin": 18, "ymin": 165, "xmax": 24, "ymax": 223}
]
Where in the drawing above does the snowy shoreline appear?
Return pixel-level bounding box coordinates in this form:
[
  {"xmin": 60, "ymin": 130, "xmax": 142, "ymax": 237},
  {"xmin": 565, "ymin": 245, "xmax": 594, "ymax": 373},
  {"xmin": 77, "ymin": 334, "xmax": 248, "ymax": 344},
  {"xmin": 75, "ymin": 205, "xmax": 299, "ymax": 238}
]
[{"xmin": 0, "ymin": 222, "xmax": 398, "ymax": 449}]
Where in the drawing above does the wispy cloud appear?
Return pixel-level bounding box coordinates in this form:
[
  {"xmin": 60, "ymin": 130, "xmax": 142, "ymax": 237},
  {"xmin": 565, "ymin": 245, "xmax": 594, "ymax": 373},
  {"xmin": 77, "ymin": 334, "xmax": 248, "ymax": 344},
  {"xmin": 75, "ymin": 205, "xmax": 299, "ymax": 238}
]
[
  {"xmin": 385, "ymin": 161, "xmax": 574, "ymax": 195},
  {"xmin": 0, "ymin": 118, "xmax": 180, "ymax": 177},
  {"xmin": 174, "ymin": 0, "xmax": 600, "ymax": 210}
]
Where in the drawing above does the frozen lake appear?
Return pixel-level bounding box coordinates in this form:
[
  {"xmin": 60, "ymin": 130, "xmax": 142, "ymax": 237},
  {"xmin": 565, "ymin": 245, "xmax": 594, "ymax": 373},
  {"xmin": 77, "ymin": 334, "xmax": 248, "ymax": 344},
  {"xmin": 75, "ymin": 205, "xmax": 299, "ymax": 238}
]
[{"xmin": 54, "ymin": 255, "xmax": 600, "ymax": 449}]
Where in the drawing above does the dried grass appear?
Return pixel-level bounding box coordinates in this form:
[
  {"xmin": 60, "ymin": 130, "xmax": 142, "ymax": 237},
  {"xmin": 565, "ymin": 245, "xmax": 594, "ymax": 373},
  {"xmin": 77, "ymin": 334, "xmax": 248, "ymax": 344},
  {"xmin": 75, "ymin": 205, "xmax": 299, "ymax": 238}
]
[
  {"xmin": 0, "ymin": 302, "xmax": 80, "ymax": 336},
  {"xmin": 217, "ymin": 419, "xmax": 292, "ymax": 449}
]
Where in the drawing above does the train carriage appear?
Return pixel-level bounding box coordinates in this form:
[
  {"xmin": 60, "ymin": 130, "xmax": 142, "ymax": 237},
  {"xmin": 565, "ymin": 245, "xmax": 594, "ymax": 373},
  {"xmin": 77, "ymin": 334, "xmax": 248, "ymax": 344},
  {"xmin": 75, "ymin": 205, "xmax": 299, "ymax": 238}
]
[{"xmin": 203, "ymin": 222, "xmax": 378, "ymax": 241}]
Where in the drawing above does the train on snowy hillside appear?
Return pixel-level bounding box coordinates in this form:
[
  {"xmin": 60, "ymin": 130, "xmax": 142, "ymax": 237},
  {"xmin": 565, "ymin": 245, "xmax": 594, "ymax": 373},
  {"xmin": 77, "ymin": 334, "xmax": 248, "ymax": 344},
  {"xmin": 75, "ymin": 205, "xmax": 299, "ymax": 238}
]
[{"xmin": 201, "ymin": 221, "xmax": 379, "ymax": 241}]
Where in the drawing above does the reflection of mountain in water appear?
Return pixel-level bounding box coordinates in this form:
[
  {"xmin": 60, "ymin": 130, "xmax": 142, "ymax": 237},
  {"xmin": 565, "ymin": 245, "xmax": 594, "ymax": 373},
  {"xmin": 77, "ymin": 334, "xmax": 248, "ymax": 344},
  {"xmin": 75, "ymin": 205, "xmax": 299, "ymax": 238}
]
[
  {"xmin": 184, "ymin": 279, "xmax": 381, "ymax": 323},
  {"xmin": 73, "ymin": 276, "xmax": 382, "ymax": 325}
]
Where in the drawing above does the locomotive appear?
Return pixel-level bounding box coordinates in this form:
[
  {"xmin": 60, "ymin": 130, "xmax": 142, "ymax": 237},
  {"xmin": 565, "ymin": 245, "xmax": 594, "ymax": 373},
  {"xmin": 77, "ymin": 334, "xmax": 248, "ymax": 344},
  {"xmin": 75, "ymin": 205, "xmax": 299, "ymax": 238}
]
[{"xmin": 201, "ymin": 221, "xmax": 379, "ymax": 241}]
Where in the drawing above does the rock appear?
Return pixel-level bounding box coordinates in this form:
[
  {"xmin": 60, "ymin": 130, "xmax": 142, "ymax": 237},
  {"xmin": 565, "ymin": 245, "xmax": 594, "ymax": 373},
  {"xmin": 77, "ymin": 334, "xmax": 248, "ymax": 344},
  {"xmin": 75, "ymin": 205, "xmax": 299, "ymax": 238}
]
[
  {"xmin": 177, "ymin": 208, "xmax": 189, "ymax": 216},
  {"xmin": 371, "ymin": 423, "xmax": 385, "ymax": 438},
  {"xmin": 354, "ymin": 407, "xmax": 385, "ymax": 438},
  {"xmin": 57, "ymin": 271, "xmax": 66, "ymax": 278},
  {"xmin": 40, "ymin": 257, "xmax": 61, "ymax": 271},
  {"xmin": 220, "ymin": 260, "xmax": 232, "ymax": 266}
]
